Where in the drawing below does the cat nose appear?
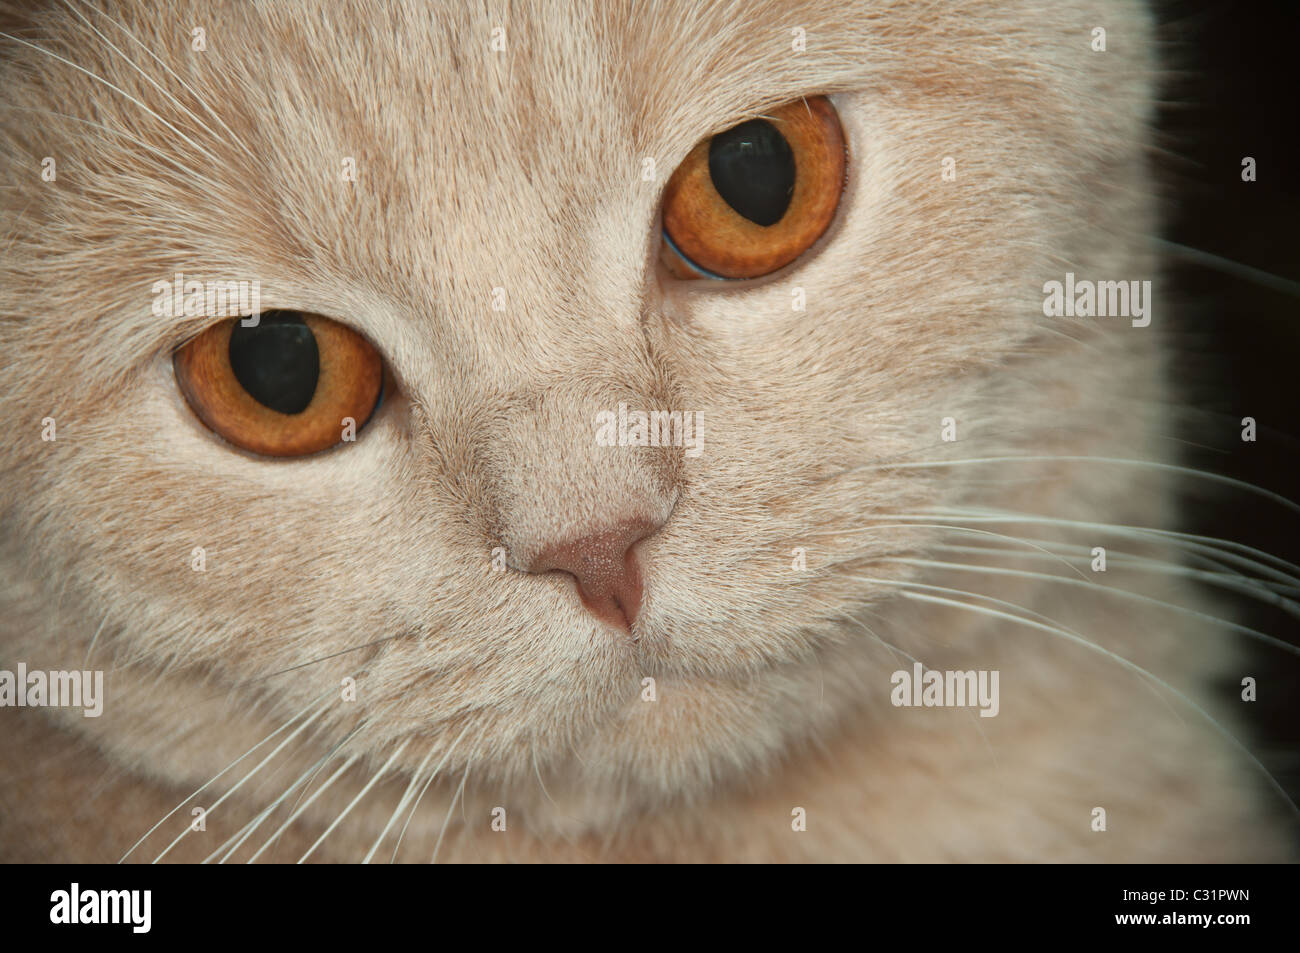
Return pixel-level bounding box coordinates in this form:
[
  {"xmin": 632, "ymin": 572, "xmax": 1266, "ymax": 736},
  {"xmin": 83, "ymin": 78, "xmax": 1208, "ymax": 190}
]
[{"xmin": 527, "ymin": 518, "xmax": 662, "ymax": 632}]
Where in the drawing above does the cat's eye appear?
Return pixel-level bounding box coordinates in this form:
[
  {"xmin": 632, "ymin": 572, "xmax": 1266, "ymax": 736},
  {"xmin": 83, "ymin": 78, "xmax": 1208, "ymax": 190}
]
[
  {"xmin": 660, "ymin": 95, "xmax": 847, "ymax": 280},
  {"xmin": 173, "ymin": 311, "xmax": 384, "ymax": 457}
]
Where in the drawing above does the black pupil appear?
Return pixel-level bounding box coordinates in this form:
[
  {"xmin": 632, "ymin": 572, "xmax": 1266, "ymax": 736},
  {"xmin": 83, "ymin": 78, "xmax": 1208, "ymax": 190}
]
[
  {"xmin": 228, "ymin": 311, "xmax": 320, "ymax": 415},
  {"xmin": 708, "ymin": 119, "xmax": 796, "ymax": 227}
]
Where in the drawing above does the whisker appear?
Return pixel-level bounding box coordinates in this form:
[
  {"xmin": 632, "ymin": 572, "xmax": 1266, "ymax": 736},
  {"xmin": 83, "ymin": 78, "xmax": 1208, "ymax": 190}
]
[
  {"xmin": 227, "ymin": 633, "xmax": 409, "ymax": 691},
  {"xmin": 82, "ymin": 612, "xmax": 109, "ymax": 668},
  {"xmin": 522, "ymin": 744, "xmax": 594, "ymax": 860},
  {"xmin": 855, "ymin": 512, "xmax": 1300, "ymax": 588},
  {"xmin": 865, "ymin": 457, "xmax": 1300, "ymax": 516},
  {"xmin": 0, "ymin": 104, "xmax": 230, "ymax": 222},
  {"xmin": 283, "ymin": 723, "xmax": 365, "ymax": 819},
  {"xmin": 1153, "ymin": 237, "xmax": 1300, "ymax": 298},
  {"xmin": 149, "ymin": 696, "xmax": 333, "ymax": 863},
  {"xmin": 0, "ymin": 31, "xmax": 213, "ymax": 158},
  {"xmin": 58, "ymin": 1, "xmax": 229, "ymax": 149},
  {"xmin": 833, "ymin": 514, "xmax": 1300, "ymax": 628},
  {"xmin": 362, "ymin": 744, "xmax": 439, "ymax": 864},
  {"xmin": 68, "ymin": 0, "xmax": 260, "ymax": 161},
  {"xmin": 388, "ymin": 723, "xmax": 473, "ymax": 863},
  {"xmin": 430, "ymin": 768, "xmax": 468, "ymax": 865},
  {"xmin": 837, "ymin": 606, "xmax": 1005, "ymax": 767},
  {"xmin": 246, "ymin": 753, "xmax": 361, "ymax": 863},
  {"xmin": 816, "ymin": 521, "xmax": 1094, "ymax": 583},
  {"xmin": 881, "ymin": 555, "xmax": 1300, "ymax": 657},
  {"xmin": 848, "ymin": 574, "xmax": 1299, "ymax": 817},
  {"xmin": 206, "ymin": 725, "xmax": 363, "ymax": 864},
  {"xmin": 118, "ymin": 691, "xmax": 327, "ymax": 863},
  {"xmin": 897, "ymin": 587, "xmax": 1300, "ymax": 817},
  {"xmin": 932, "ymin": 541, "xmax": 1300, "ymax": 600},
  {"xmin": 296, "ymin": 739, "xmax": 411, "ymax": 863}
]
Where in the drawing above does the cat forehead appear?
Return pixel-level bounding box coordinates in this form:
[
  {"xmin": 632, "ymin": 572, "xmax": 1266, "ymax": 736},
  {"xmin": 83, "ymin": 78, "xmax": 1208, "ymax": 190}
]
[
  {"xmin": 2, "ymin": 0, "xmax": 1140, "ymax": 364},
  {"xmin": 21, "ymin": 0, "xmax": 997, "ymax": 153},
  {"xmin": 8, "ymin": 1, "xmax": 902, "ymax": 299},
  {"xmin": 17, "ymin": 0, "xmax": 1117, "ymax": 201},
  {"xmin": 219, "ymin": 0, "xmax": 883, "ymax": 155}
]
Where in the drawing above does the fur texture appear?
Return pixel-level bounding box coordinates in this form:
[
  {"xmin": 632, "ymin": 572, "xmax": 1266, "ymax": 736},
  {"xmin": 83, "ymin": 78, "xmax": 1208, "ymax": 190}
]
[{"xmin": 0, "ymin": 0, "xmax": 1293, "ymax": 861}]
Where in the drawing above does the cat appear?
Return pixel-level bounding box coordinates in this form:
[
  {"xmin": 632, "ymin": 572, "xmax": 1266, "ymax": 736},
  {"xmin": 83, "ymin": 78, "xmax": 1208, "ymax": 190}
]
[{"xmin": 0, "ymin": 0, "xmax": 1294, "ymax": 862}]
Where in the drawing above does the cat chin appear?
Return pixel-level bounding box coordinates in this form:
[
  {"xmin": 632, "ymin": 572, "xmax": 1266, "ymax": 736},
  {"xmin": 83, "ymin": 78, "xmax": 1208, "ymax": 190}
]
[{"xmin": 429, "ymin": 630, "xmax": 882, "ymax": 816}]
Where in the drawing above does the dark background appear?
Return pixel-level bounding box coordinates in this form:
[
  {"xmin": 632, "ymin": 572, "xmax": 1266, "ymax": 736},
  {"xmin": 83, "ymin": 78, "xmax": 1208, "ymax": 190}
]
[{"xmin": 1156, "ymin": 0, "xmax": 1300, "ymax": 816}]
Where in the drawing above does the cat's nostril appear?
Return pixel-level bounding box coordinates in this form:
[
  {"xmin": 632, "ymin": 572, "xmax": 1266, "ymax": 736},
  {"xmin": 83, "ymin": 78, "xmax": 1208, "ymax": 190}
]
[{"xmin": 527, "ymin": 518, "xmax": 662, "ymax": 632}]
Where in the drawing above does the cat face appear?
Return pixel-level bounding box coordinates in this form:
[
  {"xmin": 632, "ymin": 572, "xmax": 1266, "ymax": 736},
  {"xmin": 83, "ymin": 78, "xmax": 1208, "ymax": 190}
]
[{"xmin": 0, "ymin": 0, "xmax": 1160, "ymax": 830}]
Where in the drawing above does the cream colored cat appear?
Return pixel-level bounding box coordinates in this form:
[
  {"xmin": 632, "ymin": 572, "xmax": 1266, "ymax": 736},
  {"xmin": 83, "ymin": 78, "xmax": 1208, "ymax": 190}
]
[{"xmin": 0, "ymin": 0, "xmax": 1294, "ymax": 862}]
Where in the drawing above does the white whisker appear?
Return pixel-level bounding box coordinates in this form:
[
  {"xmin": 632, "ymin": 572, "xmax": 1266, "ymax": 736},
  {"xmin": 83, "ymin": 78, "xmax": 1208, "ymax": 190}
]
[
  {"xmin": 881, "ymin": 556, "xmax": 1300, "ymax": 657},
  {"xmin": 430, "ymin": 768, "xmax": 468, "ymax": 865},
  {"xmin": 296, "ymin": 739, "xmax": 410, "ymax": 863},
  {"xmin": 848, "ymin": 573, "xmax": 1298, "ymax": 817},
  {"xmin": 361, "ymin": 744, "xmax": 438, "ymax": 865},
  {"xmin": 0, "ymin": 31, "xmax": 213, "ymax": 159},
  {"xmin": 68, "ymin": 0, "xmax": 259, "ymax": 161},
  {"xmin": 59, "ymin": 2, "xmax": 226, "ymax": 146},
  {"xmin": 861, "ymin": 511, "xmax": 1300, "ymax": 588},
  {"xmin": 149, "ymin": 697, "xmax": 332, "ymax": 863},
  {"xmin": 388, "ymin": 723, "xmax": 473, "ymax": 864},
  {"xmin": 207, "ymin": 725, "xmax": 363, "ymax": 864},
  {"xmin": 932, "ymin": 541, "xmax": 1300, "ymax": 601},
  {"xmin": 897, "ymin": 588, "xmax": 1299, "ymax": 817},
  {"xmin": 864, "ymin": 456, "xmax": 1300, "ymax": 516},
  {"xmin": 119, "ymin": 691, "xmax": 327, "ymax": 863},
  {"xmin": 835, "ymin": 606, "xmax": 1002, "ymax": 768},
  {"xmin": 246, "ymin": 753, "xmax": 361, "ymax": 863}
]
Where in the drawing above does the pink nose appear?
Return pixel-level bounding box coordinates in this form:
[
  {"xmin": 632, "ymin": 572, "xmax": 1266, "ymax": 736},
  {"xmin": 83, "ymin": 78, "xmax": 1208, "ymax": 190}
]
[{"xmin": 529, "ymin": 519, "xmax": 661, "ymax": 632}]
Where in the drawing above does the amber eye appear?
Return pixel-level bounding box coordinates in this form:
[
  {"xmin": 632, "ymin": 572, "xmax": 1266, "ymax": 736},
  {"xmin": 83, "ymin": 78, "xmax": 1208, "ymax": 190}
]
[
  {"xmin": 173, "ymin": 311, "xmax": 384, "ymax": 457},
  {"xmin": 661, "ymin": 96, "xmax": 847, "ymax": 280}
]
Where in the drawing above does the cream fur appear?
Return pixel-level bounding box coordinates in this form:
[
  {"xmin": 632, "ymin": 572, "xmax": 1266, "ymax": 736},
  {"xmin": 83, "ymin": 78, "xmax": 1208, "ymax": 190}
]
[{"xmin": 0, "ymin": 0, "xmax": 1293, "ymax": 861}]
